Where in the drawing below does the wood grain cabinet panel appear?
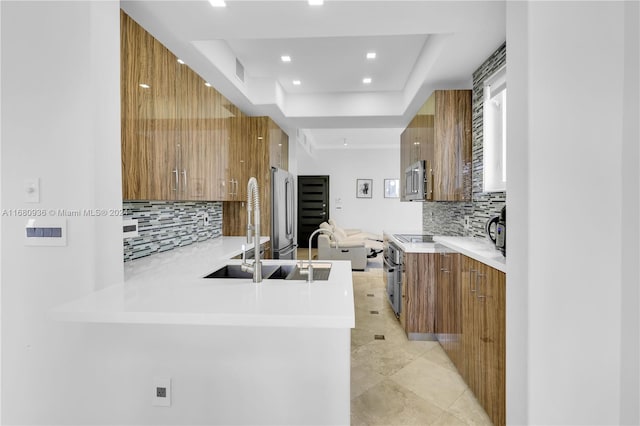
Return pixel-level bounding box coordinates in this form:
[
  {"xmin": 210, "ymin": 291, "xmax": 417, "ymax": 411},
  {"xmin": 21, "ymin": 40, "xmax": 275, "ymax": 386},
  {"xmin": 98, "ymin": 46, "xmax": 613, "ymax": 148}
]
[
  {"xmin": 121, "ymin": 11, "xmax": 177, "ymax": 201},
  {"xmin": 402, "ymin": 252, "xmax": 437, "ymax": 337},
  {"xmin": 459, "ymin": 255, "xmax": 506, "ymax": 426},
  {"xmin": 399, "ymin": 109, "xmax": 434, "ymax": 201},
  {"xmin": 121, "ymin": 12, "xmax": 290, "ymax": 252},
  {"xmin": 399, "ymin": 90, "xmax": 471, "ymax": 201},
  {"xmin": 121, "ymin": 11, "xmax": 255, "ymax": 203},
  {"xmin": 223, "ymin": 116, "xmax": 287, "ymax": 239},
  {"xmin": 176, "ymin": 63, "xmax": 215, "ymax": 200},
  {"xmin": 435, "ymin": 252, "xmax": 462, "ymax": 371},
  {"xmin": 269, "ymin": 119, "xmax": 289, "ymax": 170},
  {"xmin": 432, "ymin": 90, "xmax": 472, "ymax": 201}
]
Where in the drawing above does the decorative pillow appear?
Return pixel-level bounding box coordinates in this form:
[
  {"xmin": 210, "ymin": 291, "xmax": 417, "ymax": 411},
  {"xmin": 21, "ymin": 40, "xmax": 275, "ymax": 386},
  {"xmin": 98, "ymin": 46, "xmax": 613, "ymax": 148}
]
[{"xmin": 319, "ymin": 222, "xmax": 332, "ymax": 230}]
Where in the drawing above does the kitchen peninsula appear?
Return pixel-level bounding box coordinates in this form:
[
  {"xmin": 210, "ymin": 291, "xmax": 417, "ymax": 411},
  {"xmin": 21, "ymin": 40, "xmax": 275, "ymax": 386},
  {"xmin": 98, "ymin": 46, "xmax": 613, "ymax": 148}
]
[{"xmin": 52, "ymin": 237, "xmax": 355, "ymax": 425}]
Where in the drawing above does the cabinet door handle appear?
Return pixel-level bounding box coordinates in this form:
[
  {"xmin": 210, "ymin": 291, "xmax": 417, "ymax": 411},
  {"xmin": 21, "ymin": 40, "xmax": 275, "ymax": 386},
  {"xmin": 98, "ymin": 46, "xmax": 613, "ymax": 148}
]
[
  {"xmin": 172, "ymin": 169, "xmax": 179, "ymax": 192},
  {"xmin": 470, "ymin": 269, "xmax": 477, "ymax": 293},
  {"xmin": 476, "ymin": 272, "xmax": 487, "ymax": 300},
  {"xmin": 182, "ymin": 169, "xmax": 187, "ymax": 191}
]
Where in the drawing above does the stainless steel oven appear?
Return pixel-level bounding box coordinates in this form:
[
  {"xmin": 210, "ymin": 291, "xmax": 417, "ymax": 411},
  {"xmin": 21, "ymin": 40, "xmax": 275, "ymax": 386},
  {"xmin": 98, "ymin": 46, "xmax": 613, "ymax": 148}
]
[{"xmin": 383, "ymin": 242, "xmax": 403, "ymax": 317}]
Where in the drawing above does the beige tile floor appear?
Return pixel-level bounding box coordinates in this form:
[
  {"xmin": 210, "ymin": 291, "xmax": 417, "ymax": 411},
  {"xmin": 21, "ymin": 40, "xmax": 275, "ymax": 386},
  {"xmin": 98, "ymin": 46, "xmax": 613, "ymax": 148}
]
[
  {"xmin": 298, "ymin": 249, "xmax": 492, "ymax": 425},
  {"xmin": 350, "ymin": 258, "xmax": 493, "ymax": 426}
]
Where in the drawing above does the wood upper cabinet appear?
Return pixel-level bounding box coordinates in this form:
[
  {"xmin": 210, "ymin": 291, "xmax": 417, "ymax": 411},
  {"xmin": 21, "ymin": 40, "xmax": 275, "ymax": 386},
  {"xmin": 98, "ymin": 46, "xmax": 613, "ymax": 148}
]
[
  {"xmin": 460, "ymin": 255, "xmax": 506, "ymax": 426},
  {"xmin": 121, "ymin": 11, "xmax": 177, "ymax": 200},
  {"xmin": 222, "ymin": 116, "xmax": 287, "ymax": 238},
  {"xmin": 400, "ymin": 112, "xmax": 433, "ymax": 201},
  {"xmin": 121, "ymin": 11, "xmax": 249, "ymax": 202},
  {"xmin": 432, "ymin": 90, "xmax": 472, "ymax": 201},
  {"xmin": 176, "ymin": 63, "xmax": 220, "ymax": 200},
  {"xmin": 400, "ymin": 90, "xmax": 471, "ymax": 202},
  {"xmin": 402, "ymin": 252, "xmax": 437, "ymax": 337},
  {"xmin": 269, "ymin": 119, "xmax": 289, "ymax": 171}
]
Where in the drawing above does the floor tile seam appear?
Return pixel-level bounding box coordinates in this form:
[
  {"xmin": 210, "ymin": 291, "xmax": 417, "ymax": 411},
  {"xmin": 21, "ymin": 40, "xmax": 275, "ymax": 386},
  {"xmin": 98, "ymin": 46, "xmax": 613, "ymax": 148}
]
[
  {"xmin": 440, "ymin": 410, "xmax": 471, "ymax": 426},
  {"xmin": 349, "ymin": 376, "xmax": 385, "ymax": 401},
  {"xmin": 395, "ymin": 351, "xmax": 452, "ymax": 374},
  {"xmin": 387, "ymin": 371, "xmax": 468, "ymax": 415},
  {"xmin": 389, "ymin": 357, "xmax": 470, "ymax": 401},
  {"xmin": 447, "ymin": 389, "xmax": 493, "ymax": 424},
  {"xmin": 382, "ymin": 375, "xmax": 456, "ymax": 418},
  {"xmin": 352, "ymin": 338, "xmax": 423, "ymax": 358}
]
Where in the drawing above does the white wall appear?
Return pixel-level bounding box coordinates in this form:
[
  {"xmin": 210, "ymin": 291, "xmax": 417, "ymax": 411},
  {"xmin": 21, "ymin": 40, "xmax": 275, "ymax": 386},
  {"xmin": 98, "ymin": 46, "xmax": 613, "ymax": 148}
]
[
  {"xmin": 295, "ymin": 145, "xmax": 423, "ymax": 235},
  {"xmin": 506, "ymin": 1, "xmax": 640, "ymax": 424},
  {"xmin": 1, "ymin": 1, "xmax": 123, "ymax": 422}
]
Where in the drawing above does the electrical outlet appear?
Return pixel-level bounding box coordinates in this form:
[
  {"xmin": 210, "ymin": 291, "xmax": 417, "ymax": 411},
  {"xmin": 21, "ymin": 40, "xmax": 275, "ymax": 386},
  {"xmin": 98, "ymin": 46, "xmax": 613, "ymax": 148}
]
[
  {"xmin": 464, "ymin": 216, "xmax": 470, "ymax": 230},
  {"xmin": 203, "ymin": 212, "xmax": 210, "ymax": 226},
  {"xmin": 152, "ymin": 377, "xmax": 171, "ymax": 407}
]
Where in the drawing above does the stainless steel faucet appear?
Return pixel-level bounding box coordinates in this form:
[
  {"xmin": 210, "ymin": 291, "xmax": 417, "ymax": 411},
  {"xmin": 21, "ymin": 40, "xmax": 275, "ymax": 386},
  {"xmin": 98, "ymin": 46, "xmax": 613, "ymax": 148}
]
[
  {"xmin": 241, "ymin": 177, "xmax": 262, "ymax": 283},
  {"xmin": 301, "ymin": 228, "xmax": 338, "ymax": 283}
]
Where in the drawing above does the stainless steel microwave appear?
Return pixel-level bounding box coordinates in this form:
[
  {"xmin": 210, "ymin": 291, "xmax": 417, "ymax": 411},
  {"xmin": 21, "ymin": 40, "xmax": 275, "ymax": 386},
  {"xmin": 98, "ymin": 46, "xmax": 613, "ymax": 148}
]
[{"xmin": 404, "ymin": 160, "xmax": 431, "ymax": 201}]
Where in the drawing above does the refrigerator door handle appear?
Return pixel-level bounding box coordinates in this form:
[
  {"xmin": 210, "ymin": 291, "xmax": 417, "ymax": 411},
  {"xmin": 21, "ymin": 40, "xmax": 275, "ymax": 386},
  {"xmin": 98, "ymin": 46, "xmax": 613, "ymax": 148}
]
[
  {"xmin": 285, "ymin": 178, "xmax": 294, "ymax": 239},
  {"xmin": 279, "ymin": 244, "xmax": 297, "ymax": 257}
]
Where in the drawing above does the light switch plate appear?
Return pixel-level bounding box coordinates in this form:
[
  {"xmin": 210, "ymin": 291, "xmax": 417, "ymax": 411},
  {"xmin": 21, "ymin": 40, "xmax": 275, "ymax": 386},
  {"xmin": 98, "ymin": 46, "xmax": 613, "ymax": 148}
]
[
  {"xmin": 25, "ymin": 218, "xmax": 67, "ymax": 246},
  {"xmin": 24, "ymin": 178, "xmax": 40, "ymax": 203}
]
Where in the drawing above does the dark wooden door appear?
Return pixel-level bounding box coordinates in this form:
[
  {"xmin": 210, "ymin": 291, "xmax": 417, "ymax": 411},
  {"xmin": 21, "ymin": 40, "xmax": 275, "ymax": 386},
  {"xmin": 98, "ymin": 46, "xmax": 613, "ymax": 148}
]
[{"xmin": 297, "ymin": 175, "xmax": 329, "ymax": 248}]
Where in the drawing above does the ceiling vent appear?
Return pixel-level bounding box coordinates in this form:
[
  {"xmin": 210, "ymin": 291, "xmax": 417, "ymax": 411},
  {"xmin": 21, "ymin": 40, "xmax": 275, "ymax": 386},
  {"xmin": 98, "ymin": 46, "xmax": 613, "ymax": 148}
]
[{"xmin": 235, "ymin": 58, "xmax": 245, "ymax": 83}]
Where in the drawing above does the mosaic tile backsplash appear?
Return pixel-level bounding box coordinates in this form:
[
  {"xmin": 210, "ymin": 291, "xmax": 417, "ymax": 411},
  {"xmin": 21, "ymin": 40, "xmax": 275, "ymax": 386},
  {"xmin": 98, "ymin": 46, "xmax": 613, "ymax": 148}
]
[
  {"xmin": 423, "ymin": 42, "xmax": 507, "ymax": 238},
  {"xmin": 123, "ymin": 201, "xmax": 222, "ymax": 262}
]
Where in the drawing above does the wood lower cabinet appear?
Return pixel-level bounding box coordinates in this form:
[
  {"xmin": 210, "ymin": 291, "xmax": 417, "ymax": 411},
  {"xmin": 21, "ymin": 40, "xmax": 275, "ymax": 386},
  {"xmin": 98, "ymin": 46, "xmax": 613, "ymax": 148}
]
[
  {"xmin": 402, "ymin": 252, "xmax": 437, "ymax": 338},
  {"xmin": 435, "ymin": 252, "xmax": 462, "ymax": 371},
  {"xmin": 459, "ymin": 255, "xmax": 506, "ymax": 426}
]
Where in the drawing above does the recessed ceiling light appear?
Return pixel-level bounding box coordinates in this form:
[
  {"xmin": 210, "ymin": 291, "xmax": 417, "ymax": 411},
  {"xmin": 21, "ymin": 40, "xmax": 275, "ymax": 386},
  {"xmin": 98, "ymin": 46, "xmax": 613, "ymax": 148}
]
[
  {"xmin": 363, "ymin": 77, "xmax": 372, "ymax": 84},
  {"xmin": 204, "ymin": 82, "xmax": 212, "ymax": 87},
  {"xmin": 281, "ymin": 55, "xmax": 292, "ymax": 63},
  {"xmin": 209, "ymin": 0, "xmax": 226, "ymax": 7},
  {"xmin": 139, "ymin": 83, "xmax": 150, "ymax": 89},
  {"xmin": 293, "ymin": 80, "xmax": 301, "ymax": 86},
  {"xmin": 366, "ymin": 52, "xmax": 377, "ymax": 60},
  {"xmin": 177, "ymin": 59, "xmax": 185, "ymax": 64},
  {"xmin": 308, "ymin": 0, "xmax": 323, "ymax": 5}
]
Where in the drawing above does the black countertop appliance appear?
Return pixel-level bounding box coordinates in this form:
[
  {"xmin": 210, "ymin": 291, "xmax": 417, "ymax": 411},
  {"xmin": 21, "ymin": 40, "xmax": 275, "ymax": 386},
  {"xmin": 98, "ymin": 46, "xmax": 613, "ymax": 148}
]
[{"xmin": 486, "ymin": 206, "xmax": 506, "ymax": 256}]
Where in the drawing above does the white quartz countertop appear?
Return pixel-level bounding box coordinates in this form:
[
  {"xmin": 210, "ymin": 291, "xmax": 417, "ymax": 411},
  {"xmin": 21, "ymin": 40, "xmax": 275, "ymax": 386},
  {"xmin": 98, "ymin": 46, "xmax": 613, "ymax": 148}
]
[
  {"xmin": 434, "ymin": 236, "xmax": 506, "ymax": 273},
  {"xmin": 52, "ymin": 237, "xmax": 355, "ymax": 329},
  {"xmin": 383, "ymin": 231, "xmax": 506, "ymax": 273},
  {"xmin": 383, "ymin": 231, "xmax": 439, "ymax": 253}
]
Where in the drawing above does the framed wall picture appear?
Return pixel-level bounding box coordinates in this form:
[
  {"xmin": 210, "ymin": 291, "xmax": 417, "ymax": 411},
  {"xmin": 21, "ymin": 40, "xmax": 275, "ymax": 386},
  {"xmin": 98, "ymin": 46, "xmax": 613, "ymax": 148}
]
[
  {"xmin": 384, "ymin": 179, "xmax": 400, "ymax": 198},
  {"xmin": 356, "ymin": 179, "xmax": 373, "ymax": 198}
]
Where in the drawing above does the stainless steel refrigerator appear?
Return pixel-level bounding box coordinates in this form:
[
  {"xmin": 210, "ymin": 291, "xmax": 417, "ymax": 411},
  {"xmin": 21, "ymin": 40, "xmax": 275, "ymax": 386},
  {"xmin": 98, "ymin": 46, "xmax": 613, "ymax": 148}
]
[{"xmin": 270, "ymin": 167, "xmax": 296, "ymax": 259}]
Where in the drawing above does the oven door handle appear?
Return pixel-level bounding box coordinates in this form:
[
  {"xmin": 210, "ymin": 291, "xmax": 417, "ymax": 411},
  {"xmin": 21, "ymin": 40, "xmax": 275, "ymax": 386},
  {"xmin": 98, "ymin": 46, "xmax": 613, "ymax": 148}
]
[{"xmin": 383, "ymin": 257, "xmax": 396, "ymax": 271}]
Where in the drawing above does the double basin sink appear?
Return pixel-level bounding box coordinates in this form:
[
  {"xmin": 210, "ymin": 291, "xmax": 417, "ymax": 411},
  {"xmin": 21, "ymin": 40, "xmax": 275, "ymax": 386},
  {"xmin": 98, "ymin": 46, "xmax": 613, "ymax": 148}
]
[{"xmin": 204, "ymin": 263, "xmax": 331, "ymax": 281}]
